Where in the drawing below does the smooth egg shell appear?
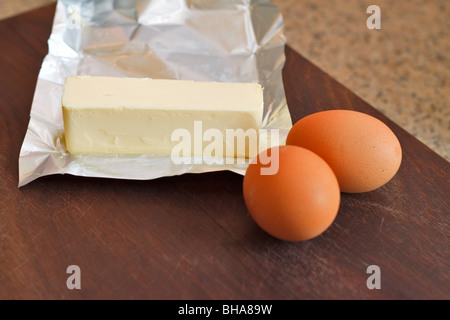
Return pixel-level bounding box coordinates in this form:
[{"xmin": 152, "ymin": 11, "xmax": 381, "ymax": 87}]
[
  {"xmin": 286, "ymin": 110, "xmax": 402, "ymax": 193},
  {"xmin": 243, "ymin": 145, "xmax": 340, "ymax": 242}
]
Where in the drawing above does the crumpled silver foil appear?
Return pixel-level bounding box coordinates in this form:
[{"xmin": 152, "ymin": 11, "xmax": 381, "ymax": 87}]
[{"xmin": 18, "ymin": 0, "xmax": 292, "ymax": 187}]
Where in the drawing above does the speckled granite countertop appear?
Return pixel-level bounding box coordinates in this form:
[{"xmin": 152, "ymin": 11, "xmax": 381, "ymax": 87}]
[
  {"xmin": 1, "ymin": 0, "xmax": 448, "ymax": 160},
  {"xmin": 272, "ymin": 0, "xmax": 449, "ymax": 161}
]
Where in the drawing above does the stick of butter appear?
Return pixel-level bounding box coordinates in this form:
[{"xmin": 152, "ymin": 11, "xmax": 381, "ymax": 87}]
[{"xmin": 62, "ymin": 76, "xmax": 263, "ymax": 158}]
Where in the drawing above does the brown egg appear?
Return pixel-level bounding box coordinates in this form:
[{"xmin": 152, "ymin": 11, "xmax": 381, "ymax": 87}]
[
  {"xmin": 243, "ymin": 145, "xmax": 340, "ymax": 242},
  {"xmin": 286, "ymin": 110, "xmax": 402, "ymax": 193}
]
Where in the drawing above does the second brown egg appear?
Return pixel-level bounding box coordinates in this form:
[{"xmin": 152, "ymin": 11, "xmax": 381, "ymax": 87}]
[{"xmin": 286, "ymin": 110, "xmax": 402, "ymax": 193}]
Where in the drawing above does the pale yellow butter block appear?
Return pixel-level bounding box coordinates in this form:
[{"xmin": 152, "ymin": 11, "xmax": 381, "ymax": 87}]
[{"xmin": 62, "ymin": 76, "xmax": 263, "ymax": 158}]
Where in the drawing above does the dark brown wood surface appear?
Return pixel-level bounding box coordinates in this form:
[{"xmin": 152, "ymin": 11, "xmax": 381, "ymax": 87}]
[{"xmin": 0, "ymin": 4, "xmax": 449, "ymax": 300}]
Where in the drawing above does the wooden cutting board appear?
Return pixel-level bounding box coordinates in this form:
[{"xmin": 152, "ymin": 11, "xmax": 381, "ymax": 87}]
[{"xmin": 0, "ymin": 4, "xmax": 448, "ymax": 299}]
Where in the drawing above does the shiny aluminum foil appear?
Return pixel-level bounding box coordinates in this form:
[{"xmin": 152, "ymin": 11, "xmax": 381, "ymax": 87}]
[{"xmin": 18, "ymin": 0, "xmax": 292, "ymax": 187}]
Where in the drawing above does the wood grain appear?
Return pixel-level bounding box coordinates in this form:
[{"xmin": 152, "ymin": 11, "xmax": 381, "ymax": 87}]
[{"xmin": 0, "ymin": 4, "xmax": 449, "ymax": 299}]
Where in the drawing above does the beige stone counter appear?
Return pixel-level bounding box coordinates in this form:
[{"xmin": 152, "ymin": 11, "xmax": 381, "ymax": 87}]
[{"xmin": 272, "ymin": 0, "xmax": 449, "ymax": 161}]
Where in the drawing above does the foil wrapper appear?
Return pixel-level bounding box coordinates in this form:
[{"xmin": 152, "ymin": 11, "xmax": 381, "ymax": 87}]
[{"xmin": 18, "ymin": 0, "xmax": 292, "ymax": 187}]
